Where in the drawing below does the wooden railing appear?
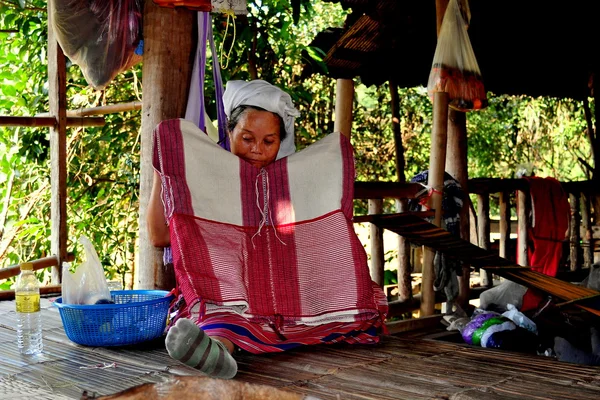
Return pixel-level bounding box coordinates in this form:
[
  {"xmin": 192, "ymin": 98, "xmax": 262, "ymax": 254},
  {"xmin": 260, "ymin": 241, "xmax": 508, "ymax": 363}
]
[
  {"xmin": 354, "ymin": 178, "xmax": 599, "ymax": 320},
  {"xmin": 0, "ymin": 254, "xmax": 74, "ymax": 300}
]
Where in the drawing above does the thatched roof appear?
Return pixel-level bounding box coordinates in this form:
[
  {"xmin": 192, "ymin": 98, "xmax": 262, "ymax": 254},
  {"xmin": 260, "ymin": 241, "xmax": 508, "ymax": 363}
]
[{"xmin": 305, "ymin": 0, "xmax": 600, "ymax": 100}]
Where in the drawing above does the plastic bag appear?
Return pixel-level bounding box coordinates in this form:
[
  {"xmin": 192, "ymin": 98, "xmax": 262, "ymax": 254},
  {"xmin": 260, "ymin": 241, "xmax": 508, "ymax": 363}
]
[
  {"xmin": 479, "ymin": 280, "xmax": 528, "ymax": 312},
  {"xmin": 49, "ymin": 0, "xmax": 143, "ymax": 89},
  {"xmin": 426, "ymin": 0, "xmax": 487, "ymax": 111},
  {"xmin": 502, "ymin": 303, "xmax": 538, "ymax": 335},
  {"xmin": 62, "ymin": 236, "xmax": 112, "ymax": 305}
]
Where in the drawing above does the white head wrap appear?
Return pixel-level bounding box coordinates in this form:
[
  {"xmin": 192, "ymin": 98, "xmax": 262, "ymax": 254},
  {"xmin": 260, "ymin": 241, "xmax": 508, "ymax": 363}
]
[{"xmin": 223, "ymin": 79, "xmax": 300, "ymax": 159}]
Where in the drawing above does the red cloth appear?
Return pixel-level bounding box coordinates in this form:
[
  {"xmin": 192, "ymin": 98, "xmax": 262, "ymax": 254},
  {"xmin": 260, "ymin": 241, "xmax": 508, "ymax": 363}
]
[
  {"xmin": 520, "ymin": 176, "xmax": 570, "ymax": 311},
  {"xmin": 153, "ymin": 119, "xmax": 387, "ymax": 353}
]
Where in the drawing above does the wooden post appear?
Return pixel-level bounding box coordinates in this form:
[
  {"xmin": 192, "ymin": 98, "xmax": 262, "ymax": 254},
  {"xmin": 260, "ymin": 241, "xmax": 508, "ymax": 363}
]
[
  {"xmin": 477, "ymin": 193, "xmax": 493, "ymax": 287},
  {"xmin": 517, "ymin": 189, "xmax": 529, "ymax": 266},
  {"xmin": 390, "ymin": 80, "xmax": 412, "ymax": 302},
  {"xmin": 369, "ymin": 199, "xmax": 384, "ymax": 287},
  {"xmin": 421, "ymin": 91, "xmax": 449, "ymax": 316},
  {"xmin": 498, "ymin": 191, "xmax": 510, "ymax": 259},
  {"xmin": 334, "ymin": 79, "xmax": 354, "ymax": 138},
  {"xmin": 137, "ymin": 1, "xmax": 194, "ymax": 290},
  {"xmin": 569, "ymin": 192, "xmax": 581, "ymax": 272},
  {"xmin": 445, "ymin": 109, "xmax": 470, "ymax": 307},
  {"xmin": 581, "ymin": 192, "xmax": 593, "ymax": 269},
  {"xmin": 47, "ymin": 4, "xmax": 68, "ymax": 284}
]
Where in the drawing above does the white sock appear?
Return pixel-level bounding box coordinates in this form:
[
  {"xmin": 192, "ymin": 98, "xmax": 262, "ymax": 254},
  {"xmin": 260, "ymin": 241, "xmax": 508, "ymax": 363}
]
[{"xmin": 165, "ymin": 318, "xmax": 238, "ymax": 379}]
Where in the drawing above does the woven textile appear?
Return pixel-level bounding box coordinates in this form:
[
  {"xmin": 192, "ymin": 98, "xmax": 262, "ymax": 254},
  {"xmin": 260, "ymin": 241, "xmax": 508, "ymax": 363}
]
[{"xmin": 153, "ymin": 119, "xmax": 386, "ymax": 351}]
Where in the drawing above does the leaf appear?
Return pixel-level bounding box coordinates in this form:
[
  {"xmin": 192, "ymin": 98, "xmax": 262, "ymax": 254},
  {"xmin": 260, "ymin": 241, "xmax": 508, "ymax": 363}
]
[
  {"xmin": 18, "ymin": 0, "xmax": 26, "ymax": 9},
  {"xmin": 2, "ymin": 84, "xmax": 16, "ymax": 97}
]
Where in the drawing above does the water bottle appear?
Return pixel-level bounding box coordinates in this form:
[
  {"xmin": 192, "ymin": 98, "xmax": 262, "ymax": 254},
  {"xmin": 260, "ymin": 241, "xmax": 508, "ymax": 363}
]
[{"xmin": 15, "ymin": 262, "xmax": 43, "ymax": 355}]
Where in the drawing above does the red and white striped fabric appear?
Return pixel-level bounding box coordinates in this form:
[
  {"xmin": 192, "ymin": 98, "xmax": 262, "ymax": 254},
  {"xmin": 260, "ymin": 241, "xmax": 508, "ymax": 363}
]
[{"xmin": 153, "ymin": 118, "xmax": 387, "ymax": 352}]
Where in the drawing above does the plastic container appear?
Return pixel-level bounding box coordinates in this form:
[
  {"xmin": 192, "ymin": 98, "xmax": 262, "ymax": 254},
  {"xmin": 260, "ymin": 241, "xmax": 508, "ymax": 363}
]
[
  {"xmin": 53, "ymin": 290, "xmax": 174, "ymax": 346},
  {"xmin": 15, "ymin": 262, "xmax": 43, "ymax": 355}
]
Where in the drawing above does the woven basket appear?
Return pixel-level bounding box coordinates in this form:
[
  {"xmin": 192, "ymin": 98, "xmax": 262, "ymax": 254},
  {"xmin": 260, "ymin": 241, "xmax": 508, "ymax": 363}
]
[{"xmin": 53, "ymin": 290, "xmax": 174, "ymax": 347}]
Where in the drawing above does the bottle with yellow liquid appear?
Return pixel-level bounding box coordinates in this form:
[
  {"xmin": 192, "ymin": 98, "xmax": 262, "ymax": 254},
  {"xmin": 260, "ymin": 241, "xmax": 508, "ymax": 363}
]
[{"xmin": 15, "ymin": 262, "xmax": 43, "ymax": 354}]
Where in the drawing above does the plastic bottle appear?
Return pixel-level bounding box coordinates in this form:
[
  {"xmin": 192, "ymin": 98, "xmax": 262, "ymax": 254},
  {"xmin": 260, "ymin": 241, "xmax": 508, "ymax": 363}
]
[{"xmin": 15, "ymin": 262, "xmax": 43, "ymax": 354}]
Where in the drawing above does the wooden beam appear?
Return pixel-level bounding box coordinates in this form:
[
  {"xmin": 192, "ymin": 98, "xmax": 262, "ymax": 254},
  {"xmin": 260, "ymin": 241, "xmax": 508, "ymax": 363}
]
[
  {"xmin": 0, "ymin": 116, "xmax": 105, "ymax": 127},
  {"xmin": 386, "ymin": 315, "xmax": 444, "ymax": 335},
  {"xmin": 47, "ymin": 3, "xmax": 68, "ymax": 284},
  {"xmin": 137, "ymin": 0, "xmax": 194, "ymax": 290}
]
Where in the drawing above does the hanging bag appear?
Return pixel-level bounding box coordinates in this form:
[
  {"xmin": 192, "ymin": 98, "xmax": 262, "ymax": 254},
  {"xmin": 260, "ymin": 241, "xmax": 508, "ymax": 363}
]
[
  {"xmin": 49, "ymin": 0, "xmax": 143, "ymax": 90},
  {"xmin": 427, "ymin": 0, "xmax": 487, "ymax": 111}
]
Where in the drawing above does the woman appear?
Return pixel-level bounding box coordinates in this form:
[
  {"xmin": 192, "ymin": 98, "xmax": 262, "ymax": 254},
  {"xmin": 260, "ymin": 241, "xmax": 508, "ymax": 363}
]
[{"xmin": 148, "ymin": 80, "xmax": 387, "ymax": 380}]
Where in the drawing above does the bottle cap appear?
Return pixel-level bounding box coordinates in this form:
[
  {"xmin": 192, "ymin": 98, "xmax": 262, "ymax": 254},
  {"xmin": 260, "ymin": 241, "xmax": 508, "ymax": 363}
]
[{"xmin": 20, "ymin": 262, "xmax": 34, "ymax": 271}]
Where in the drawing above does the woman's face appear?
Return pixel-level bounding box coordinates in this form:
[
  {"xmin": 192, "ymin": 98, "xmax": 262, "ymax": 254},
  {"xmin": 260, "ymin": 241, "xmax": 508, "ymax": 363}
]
[{"xmin": 228, "ymin": 109, "xmax": 282, "ymax": 169}]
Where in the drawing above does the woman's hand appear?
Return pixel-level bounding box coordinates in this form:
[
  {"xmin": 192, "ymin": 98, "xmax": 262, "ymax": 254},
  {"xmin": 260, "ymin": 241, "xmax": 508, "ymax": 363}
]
[{"xmin": 147, "ymin": 171, "xmax": 171, "ymax": 247}]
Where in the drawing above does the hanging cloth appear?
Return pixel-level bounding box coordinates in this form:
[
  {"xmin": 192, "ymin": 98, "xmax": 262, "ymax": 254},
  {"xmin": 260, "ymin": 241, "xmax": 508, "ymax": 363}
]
[
  {"xmin": 184, "ymin": 12, "xmax": 229, "ymax": 150},
  {"xmin": 520, "ymin": 176, "xmax": 570, "ymax": 311}
]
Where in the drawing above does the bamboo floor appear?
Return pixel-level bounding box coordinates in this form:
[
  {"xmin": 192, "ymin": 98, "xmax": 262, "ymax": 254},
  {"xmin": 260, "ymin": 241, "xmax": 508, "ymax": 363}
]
[{"xmin": 1, "ymin": 298, "xmax": 600, "ymax": 400}]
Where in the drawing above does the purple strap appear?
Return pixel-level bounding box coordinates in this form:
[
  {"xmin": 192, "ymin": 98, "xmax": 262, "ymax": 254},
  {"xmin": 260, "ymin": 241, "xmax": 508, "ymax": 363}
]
[{"xmin": 196, "ymin": 12, "xmax": 228, "ymax": 150}]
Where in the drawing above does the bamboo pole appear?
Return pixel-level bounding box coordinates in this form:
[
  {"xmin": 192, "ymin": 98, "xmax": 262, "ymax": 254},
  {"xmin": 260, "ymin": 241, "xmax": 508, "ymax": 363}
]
[
  {"xmin": 390, "ymin": 79, "xmax": 412, "ymax": 302},
  {"xmin": 0, "ymin": 116, "xmax": 105, "ymax": 127},
  {"xmin": 581, "ymin": 192, "xmax": 593, "ymax": 269},
  {"xmin": 421, "ymin": 91, "xmax": 449, "ymax": 316},
  {"xmin": 446, "ymin": 109, "xmax": 471, "ymax": 307},
  {"xmin": 0, "ymin": 254, "xmax": 75, "ymax": 281},
  {"xmin": 137, "ymin": 0, "xmax": 194, "ymax": 290},
  {"xmin": 67, "ymin": 101, "xmax": 142, "ymax": 117},
  {"xmin": 368, "ymin": 199, "xmax": 384, "ymax": 287},
  {"xmin": 47, "ymin": 4, "xmax": 68, "ymax": 284},
  {"xmin": 517, "ymin": 189, "xmax": 529, "ymax": 266},
  {"xmin": 569, "ymin": 192, "xmax": 581, "ymax": 272},
  {"xmin": 477, "ymin": 193, "xmax": 493, "ymax": 287},
  {"xmin": 334, "ymin": 79, "xmax": 354, "ymax": 138},
  {"xmin": 499, "ymin": 191, "xmax": 510, "ymax": 259}
]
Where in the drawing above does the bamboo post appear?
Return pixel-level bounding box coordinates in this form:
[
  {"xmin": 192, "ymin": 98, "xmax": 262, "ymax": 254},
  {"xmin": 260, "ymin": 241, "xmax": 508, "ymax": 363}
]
[
  {"xmin": 421, "ymin": 91, "xmax": 449, "ymax": 316},
  {"xmin": 477, "ymin": 193, "xmax": 493, "ymax": 287},
  {"xmin": 569, "ymin": 192, "xmax": 581, "ymax": 272},
  {"xmin": 498, "ymin": 191, "xmax": 510, "ymax": 259},
  {"xmin": 517, "ymin": 189, "xmax": 529, "ymax": 266},
  {"xmin": 581, "ymin": 192, "xmax": 593, "ymax": 269},
  {"xmin": 445, "ymin": 109, "xmax": 470, "ymax": 307},
  {"xmin": 368, "ymin": 199, "xmax": 385, "ymax": 287},
  {"xmin": 47, "ymin": 4, "xmax": 68, "ymax": 284},
  {"xmin": 390, "ymin": 80, "xmax": 412, "ymax": 302},
  {"xmin": 138, "ymin": 0, "xmax": 194, "ymax": 290},
  {"xmin": 334, "ymin": 79, "xmax": 354, "ymax": 138}
]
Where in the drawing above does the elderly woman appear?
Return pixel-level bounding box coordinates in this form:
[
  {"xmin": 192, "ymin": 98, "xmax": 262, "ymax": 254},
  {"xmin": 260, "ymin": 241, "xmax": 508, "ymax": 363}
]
[{"xmin": 148, "ymin": 80, "xmax": 387, "ymax": 380}]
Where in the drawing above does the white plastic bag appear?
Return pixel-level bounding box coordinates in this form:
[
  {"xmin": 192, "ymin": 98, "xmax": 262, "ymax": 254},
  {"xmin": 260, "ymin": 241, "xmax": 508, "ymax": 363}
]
[
  {"xmin": 426, "ymin": 0, "xmax": 487, "ymax": 111},
  {"xmin": 62, "ymin": 236, "xmax": 112, "ymax": 305},
  {"xmin": 502, "ymin": 303, "xmax": 538, "ymax": 335}
]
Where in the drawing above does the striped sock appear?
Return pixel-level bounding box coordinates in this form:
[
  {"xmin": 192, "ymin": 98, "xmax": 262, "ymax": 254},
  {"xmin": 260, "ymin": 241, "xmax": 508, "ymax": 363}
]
[{"xmin": 165, "ymin": 318, "xmax": 238, "ymax": 379}]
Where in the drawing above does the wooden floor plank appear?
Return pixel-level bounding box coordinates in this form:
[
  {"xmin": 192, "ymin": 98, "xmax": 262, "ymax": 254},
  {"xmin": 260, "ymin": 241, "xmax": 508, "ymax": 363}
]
[{"xmin": 1, "ymin": 298, "xmax": 599, "ymax": 399}]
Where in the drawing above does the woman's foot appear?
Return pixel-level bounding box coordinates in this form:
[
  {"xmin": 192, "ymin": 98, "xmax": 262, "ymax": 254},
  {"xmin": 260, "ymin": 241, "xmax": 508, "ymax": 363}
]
[{"xmin": 165, "ymin": 318, "xmax": 238, "ymax": 379}]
